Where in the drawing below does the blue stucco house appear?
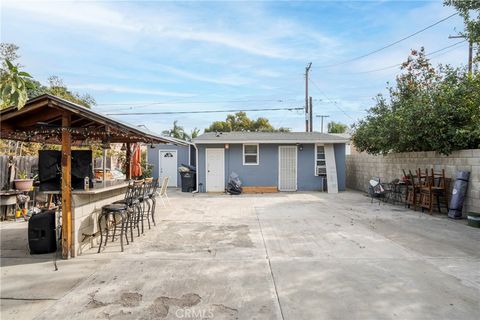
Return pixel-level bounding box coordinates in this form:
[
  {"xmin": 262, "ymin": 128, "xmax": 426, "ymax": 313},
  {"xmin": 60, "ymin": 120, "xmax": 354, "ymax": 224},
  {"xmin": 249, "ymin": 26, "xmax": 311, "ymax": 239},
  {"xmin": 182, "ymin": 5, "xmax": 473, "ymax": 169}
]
[{"xmin": 193, "ymin": 132, "xmax": 348, "ymax": 193}]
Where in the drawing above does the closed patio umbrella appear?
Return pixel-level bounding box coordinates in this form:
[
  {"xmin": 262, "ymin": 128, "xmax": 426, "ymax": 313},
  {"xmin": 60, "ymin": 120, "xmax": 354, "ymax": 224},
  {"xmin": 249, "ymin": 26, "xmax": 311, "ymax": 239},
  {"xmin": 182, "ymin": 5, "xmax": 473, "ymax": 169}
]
[{"xmin": 132, "ymin": 144, "xmax": 142, "ymax": 178}]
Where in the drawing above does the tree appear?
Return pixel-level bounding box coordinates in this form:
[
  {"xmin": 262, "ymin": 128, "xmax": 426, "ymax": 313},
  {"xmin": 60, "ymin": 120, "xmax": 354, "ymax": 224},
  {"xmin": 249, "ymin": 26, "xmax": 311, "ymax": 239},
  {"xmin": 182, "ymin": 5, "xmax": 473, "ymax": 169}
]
[
  {"xmin": 205, "ymin": 112, "xmax": 290, "ymax": 132},
  {"xmin": 444, "ymin": 1, "xmax": 480, "ymax": 60},
  {"xmin": 190, "ymin": 128, "xmax": 200, "ymax": 139},
  {"xmin": 327, "ymin": 121, "xmax": 348, "ymax": 133},
  {"xmin": 0, "ymin": 59, "xmax": 34, "ymax": 110},
  {"xmin": 0, "ymin": 43, "xmax": 20, "ymax": 68},
  {"xmin": 352, "ymin": 48, "xmax": 480, "ymax": 155},
  {"xmin": 162, "ymin": 120, "xmax": 191, "ymax": 140}
]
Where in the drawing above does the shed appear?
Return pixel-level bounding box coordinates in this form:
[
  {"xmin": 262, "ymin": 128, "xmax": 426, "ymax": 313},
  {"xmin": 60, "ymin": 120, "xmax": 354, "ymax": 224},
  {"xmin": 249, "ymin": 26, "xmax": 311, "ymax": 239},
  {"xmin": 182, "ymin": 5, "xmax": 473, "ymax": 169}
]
[
  {"xmin": 148, "ymin": 137, "xmax": 195, "ymax": 188},
  {"xmin": 193, "ymin": 132, "xmax": 348, "ymax": 193}
]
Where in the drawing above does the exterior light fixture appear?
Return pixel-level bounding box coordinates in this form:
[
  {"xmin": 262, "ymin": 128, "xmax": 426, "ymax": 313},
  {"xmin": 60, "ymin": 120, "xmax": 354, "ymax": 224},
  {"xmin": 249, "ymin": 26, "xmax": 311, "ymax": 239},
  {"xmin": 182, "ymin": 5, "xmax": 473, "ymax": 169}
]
[
  {"xmin": 225, "ymin": 143, "xmax": 229, "ymax": 149},
  {"xmin": 121, "ymin": 143, "xmax": 126, "ymax": 151},
  {"xmin": 298, "ymin": 144, "xmax": 304, "ymax": 151}
]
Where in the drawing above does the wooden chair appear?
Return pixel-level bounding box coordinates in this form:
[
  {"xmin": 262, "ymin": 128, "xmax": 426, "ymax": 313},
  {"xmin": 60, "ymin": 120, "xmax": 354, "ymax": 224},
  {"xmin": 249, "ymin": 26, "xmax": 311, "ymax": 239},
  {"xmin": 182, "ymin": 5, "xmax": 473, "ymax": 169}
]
[
  {"xmin": 420, "ymin": 169, "xmax": 449, "ymax": 214},
  {"xmin": 421, "ymin": 169, "xmax": 448, "ymax": 214},
  {"xmin": 405, "ymin": 169, "xmax": 426, "ymax": 211},
  {"xmin": 419, "ymin": 169, "xmax": 435, "ymax": 214}
]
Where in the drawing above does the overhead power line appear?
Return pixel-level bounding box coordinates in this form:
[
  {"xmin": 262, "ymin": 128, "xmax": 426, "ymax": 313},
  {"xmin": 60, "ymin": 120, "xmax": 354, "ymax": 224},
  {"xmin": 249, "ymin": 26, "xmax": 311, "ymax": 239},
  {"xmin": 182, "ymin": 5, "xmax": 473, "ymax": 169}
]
[
  {"xmin": 309, "ymin": 79, "xmax": 355, "ymax": 121},
  {"xmin": 97, "ymin": 98, "xmax": 289, "ymax": 107},
  {"xmin": 317, "ymin": 12, "xmax": 458, "ymax": 68},
  {"xmin": 347, "ymin": 40, "xmax": 467, "ymax": 75},
  {"xmin": 105, "ymin": 106, "xmax": 304, "ymax": 116}
]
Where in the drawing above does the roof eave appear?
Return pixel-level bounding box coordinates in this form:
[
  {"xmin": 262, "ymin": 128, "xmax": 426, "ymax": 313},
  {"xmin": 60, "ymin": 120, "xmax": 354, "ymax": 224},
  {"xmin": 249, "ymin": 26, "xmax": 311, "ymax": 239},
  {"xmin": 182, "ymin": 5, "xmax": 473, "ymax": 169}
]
[{"xmin": 193, "ymin": 139, "xmax": 349, "ymax": 144}]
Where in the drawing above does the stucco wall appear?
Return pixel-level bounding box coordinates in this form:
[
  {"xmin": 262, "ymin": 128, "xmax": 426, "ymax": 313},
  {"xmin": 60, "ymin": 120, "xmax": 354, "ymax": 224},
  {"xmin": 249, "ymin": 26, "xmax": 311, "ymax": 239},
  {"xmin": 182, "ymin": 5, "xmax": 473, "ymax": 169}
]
[
  {"xmin": 148, "ymin": 144, "xmax": 190, "ymax": 187},
  {"xmin": 346, "ymin": 149, "xmax": 480, "ymax": 214},
  {"xmin": 197, "ymin": 143, "xmax": 346, "ymax": 192}
]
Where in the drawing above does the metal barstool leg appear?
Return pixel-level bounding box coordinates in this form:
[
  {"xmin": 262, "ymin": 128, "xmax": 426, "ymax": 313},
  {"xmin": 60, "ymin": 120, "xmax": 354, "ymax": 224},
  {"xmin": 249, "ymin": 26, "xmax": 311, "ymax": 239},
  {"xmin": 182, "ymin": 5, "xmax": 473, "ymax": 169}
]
[
  {"xmin": 136, "ymin": 204, "xmax": 141, "ymax": 236},
  {"xmin": 151, "ymin": 197, "xmax": 156, "ymax": 226},
  {"xmin": 128, "ymin": 210, "xmax": 134, "ymax": 242},
  {"xmin": 120, "ymin": 217, "xmax": 124, "ymax": 252},
  {"xmin": 104, "ymin": 218, "xmax": 110, "ymax": 248},
  {"xmin": 146, "ymin": 200, "xmax": 151, "ymax": 230},
  {"xmin": 97, "ymin": 213, "xmax": 104, "ymax": 253},
  {"xmin": 112, "ymin": 214, "xmax": 117, "ymax": 242},
  {"xmin": 140, "ymin": 202, "xmax": 145, "ymax": 234}
]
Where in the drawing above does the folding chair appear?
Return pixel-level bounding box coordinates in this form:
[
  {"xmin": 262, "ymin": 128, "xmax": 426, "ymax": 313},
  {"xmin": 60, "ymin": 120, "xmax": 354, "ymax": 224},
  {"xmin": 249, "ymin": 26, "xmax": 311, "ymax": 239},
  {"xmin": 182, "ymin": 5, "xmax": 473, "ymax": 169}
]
[
  {"xmin": 369, "ymin": 177, "xmax": 387, "ymax": 205},
  {"xmin": 158, "ymin": 177, "xmax": 170, "ymax": 207}
]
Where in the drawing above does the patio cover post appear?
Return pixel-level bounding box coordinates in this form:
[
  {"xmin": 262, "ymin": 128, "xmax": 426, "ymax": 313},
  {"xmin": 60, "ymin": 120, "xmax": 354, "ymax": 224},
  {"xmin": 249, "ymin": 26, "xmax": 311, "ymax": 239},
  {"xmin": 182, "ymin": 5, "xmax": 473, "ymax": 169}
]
[
  {"xmin": 126, "ymin": 142, "xmax": 132, "ymax": 180},
  {"xmin": 61, "ymin": 113, "xmax": 72, "ymax": 259}
]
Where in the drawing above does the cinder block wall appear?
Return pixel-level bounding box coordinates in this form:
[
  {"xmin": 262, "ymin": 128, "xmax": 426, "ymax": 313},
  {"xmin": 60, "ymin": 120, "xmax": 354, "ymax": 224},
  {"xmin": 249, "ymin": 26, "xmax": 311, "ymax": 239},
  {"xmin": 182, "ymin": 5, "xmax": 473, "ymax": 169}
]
[{"xmin": 346, "ymin": 149, "xmax": 480, "ymax": 214}]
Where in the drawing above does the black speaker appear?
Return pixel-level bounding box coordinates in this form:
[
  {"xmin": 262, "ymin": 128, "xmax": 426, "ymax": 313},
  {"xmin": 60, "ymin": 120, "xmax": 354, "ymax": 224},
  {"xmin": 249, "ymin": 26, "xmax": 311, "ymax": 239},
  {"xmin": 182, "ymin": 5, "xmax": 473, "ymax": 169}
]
[
  {"xmin": 71, "ymin": 150, "xmax": 93, "ymax": 190},
  {"xmin": 38, "ymin": 150, "xmax": 61, "ymax": 192},
  {"xmin": 28, "ymin": 210, "xmax": 57, "ymax": 254}
]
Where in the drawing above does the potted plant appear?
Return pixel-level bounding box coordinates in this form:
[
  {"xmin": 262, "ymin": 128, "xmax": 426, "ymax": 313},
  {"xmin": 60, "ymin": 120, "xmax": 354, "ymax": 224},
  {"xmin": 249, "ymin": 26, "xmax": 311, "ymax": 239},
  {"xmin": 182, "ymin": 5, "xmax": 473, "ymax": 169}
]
[{"xmin": 14, "ymin": 170, "xmax": 34, "ymax": 191}]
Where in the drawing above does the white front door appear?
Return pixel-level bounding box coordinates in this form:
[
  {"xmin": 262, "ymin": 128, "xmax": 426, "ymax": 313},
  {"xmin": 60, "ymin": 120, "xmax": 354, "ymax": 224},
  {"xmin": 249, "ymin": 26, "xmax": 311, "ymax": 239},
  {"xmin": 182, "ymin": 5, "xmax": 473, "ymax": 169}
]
[
  {"xmin": 278, "ymin": 146, "xmax": 297, "ymax": 191},
  {"xmin": 206, "ymin": 148, "xmax": 225, "ymax": 192},
  {"xmin": 159, "ymin": 150, "xmax": 177, "ymax": 187}
]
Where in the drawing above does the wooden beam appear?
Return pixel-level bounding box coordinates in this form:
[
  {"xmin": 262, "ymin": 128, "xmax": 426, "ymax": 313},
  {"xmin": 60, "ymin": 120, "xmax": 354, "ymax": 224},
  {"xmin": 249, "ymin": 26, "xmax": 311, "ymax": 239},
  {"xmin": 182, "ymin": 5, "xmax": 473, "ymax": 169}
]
[
  {"xmin": 126, "ymin": 142, "xmax": 132, "ymax": 180},
  {"xmin": 61, "ymin": 113, "xmax": 72, "ymax": 259},
  {"xmin": 242, "ymin": 186, "xmax": 278, "ymax": 193}
]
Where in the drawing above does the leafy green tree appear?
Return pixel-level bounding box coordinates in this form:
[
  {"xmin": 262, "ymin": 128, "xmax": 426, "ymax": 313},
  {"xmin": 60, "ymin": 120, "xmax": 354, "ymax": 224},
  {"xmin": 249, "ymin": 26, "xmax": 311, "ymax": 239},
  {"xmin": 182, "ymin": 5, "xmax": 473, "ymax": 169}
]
[
  {"xmin": 190, "ymin": 128, "xmax": 200, "ymax": 139},
  {"xmin": 41, "ymin": 76, "xmax": 95, "ymax": 108},
  {"xmin": 327, "ymin": 121, "xmax": 348, "ymax": 133},
  {"xmin": 353, "ymin": 48, "xmax": 480, "ymax": 155},
  {"xmin": 0, "ymin": 59, "xmax": 34, "ymax": 110},
  {"xmin": 444, "ymin": 1, "xmax": 480, "ymax": 60},
  {"xmin": 205, "ymin": 111, "xmax": 290, "ymax": 132},
  {"xmin": 1, "ymin": 43, "xmax": 95, "ymax": 108},
  {"xmin": 162, "ymin": 120, "xmax": 191, "ymax": 140}
]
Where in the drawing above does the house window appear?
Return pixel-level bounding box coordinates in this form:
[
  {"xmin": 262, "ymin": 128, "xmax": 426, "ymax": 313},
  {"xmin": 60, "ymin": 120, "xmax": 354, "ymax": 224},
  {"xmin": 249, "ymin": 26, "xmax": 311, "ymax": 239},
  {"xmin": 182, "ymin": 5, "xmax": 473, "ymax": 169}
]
[
  {"xmin": 243, "ymin": 144, "xmax": 259, "ymax": 165},
  {"xmin": 315, "ymin": 145, "xmax": 327, "ymax": 176}
]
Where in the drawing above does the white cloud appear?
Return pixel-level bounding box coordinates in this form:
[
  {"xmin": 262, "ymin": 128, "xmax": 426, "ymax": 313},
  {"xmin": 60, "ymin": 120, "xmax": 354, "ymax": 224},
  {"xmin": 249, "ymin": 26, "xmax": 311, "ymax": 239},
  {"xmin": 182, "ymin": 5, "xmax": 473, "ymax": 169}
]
[
  {"xmin": 157, "ymin": 65, "xmax": 251, "ymax": 86},
  {"xmin": 69, "ymin": 83, "xmax": 195, "ymax": 97}
]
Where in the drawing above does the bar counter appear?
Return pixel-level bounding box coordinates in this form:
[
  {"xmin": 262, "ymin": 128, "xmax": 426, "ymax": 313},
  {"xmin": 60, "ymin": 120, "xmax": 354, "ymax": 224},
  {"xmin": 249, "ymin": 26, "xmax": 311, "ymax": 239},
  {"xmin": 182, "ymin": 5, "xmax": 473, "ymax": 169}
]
[{"xmin": 70, "ymin": 180, "xmax": 128, "ymax": 256}]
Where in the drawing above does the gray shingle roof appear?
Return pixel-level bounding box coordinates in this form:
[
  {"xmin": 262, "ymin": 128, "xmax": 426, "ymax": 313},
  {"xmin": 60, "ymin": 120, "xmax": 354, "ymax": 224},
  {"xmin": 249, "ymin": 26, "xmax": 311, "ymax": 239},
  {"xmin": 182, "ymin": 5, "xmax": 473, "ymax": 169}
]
[{"xmin": 193, "ymin": 131, "xmax": 348, "ymax": 144}]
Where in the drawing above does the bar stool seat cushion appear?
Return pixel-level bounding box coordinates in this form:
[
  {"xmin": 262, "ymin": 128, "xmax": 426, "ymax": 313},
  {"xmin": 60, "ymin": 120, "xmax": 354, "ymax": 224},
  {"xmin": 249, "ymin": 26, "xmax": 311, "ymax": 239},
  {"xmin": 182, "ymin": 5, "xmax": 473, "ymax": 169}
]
[{"xmin": 102, "ymin": 203, "xmax": 127, "ymax": 212}]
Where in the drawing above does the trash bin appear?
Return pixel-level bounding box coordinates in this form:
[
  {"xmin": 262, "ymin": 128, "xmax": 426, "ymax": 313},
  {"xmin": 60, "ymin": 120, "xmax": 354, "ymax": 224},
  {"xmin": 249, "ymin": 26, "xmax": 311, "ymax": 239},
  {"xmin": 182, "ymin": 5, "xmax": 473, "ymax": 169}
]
[{"xmin": 180, "ymin": 171, "xmax": 196, "ymax": 192}]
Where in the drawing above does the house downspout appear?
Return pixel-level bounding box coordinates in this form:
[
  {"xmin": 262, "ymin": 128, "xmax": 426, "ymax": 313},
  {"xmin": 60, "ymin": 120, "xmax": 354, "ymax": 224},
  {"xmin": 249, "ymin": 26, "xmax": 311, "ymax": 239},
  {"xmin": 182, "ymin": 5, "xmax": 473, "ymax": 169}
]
[{"xmin": 192, "ymin": 143, "xmax": 199, "ymax": 194}]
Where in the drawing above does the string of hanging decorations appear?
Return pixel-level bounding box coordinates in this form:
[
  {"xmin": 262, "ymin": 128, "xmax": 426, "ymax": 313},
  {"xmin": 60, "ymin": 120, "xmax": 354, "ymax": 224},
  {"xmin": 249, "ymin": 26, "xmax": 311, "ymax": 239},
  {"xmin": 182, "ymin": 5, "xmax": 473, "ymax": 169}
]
[{"xmin": 0, "ymin": 125, "xmax": 153, "ymax": 145}]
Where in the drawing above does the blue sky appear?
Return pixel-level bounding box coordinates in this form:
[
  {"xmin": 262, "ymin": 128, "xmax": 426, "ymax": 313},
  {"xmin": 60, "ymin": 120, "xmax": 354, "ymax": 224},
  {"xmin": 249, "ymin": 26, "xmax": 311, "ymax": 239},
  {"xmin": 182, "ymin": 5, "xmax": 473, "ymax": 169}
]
[{"xmin": 1, "ymin": 0, "xmax": 466, "ymax": 134}]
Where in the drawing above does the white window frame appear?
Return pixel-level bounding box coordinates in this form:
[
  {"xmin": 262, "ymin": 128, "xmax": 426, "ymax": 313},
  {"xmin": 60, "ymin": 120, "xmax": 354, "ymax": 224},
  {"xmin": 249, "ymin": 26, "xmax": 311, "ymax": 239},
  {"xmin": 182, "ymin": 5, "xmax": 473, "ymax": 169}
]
[
  {"xmin": 314, "ymin": 144, "xmax": 327, "ymax": 176},
  {"xmin": 243, "ymin": 143, "xmax": 259, "ymax": 165}
]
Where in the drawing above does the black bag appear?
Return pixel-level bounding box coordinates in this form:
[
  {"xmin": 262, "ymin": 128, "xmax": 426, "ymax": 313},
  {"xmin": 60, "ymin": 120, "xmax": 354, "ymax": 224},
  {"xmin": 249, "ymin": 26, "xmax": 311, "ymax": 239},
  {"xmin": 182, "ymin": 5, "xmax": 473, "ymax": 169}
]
[{"xmin": 226, "ymin": 172, "xmax": 243, "ymax": 195}]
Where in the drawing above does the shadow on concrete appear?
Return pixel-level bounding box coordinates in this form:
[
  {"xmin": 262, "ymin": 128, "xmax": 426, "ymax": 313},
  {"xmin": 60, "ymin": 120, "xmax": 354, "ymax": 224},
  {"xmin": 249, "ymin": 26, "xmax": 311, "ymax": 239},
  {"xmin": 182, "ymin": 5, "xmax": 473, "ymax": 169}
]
[{"xmin": 0, "ymin": 222, "xmax": 56, "ymax": 267}]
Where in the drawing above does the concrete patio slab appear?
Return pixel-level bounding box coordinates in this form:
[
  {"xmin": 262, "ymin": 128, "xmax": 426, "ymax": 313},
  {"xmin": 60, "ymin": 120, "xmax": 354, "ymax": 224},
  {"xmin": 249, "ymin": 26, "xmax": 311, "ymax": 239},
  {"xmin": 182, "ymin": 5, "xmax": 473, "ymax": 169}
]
[{"xmin": 1, "ymin": 190, "xmax": 479, "ymax": 319}]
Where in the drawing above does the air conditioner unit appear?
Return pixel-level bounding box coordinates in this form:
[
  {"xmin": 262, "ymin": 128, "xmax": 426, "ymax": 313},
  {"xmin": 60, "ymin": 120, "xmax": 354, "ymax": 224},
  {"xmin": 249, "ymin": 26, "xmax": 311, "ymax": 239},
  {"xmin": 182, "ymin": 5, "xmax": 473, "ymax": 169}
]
[{"xmin": 316, "ymin": 166, "xmax": 327, "ymax": 176}]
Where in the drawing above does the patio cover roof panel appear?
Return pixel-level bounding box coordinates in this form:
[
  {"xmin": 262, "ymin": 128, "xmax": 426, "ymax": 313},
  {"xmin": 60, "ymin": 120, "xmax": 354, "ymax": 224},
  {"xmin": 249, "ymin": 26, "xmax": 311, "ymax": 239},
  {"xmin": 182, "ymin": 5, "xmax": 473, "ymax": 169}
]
[{"xmin": 0, "ymin": 94, "xmax": 183, "ymax": 145}]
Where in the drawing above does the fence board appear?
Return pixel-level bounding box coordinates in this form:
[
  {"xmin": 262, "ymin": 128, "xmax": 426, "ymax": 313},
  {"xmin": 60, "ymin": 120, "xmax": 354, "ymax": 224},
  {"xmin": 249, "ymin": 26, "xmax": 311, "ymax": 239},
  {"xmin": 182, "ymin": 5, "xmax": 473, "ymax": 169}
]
[{"xmin": 0, "ymin": 156, "xmax": 38, "ymax": 190}]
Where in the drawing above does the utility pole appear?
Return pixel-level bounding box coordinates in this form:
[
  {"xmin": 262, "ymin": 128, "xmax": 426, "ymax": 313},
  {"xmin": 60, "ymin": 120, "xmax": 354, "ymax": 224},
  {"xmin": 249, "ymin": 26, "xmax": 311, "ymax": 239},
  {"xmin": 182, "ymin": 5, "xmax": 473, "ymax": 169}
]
[
  {"xmin": 305, "ymin": 62, "xmax": 312, "ymax": 132},
  {"xmin": 316, "ymin": 115, "xmax": 329, "ymax": 133},
  {"xmin": 449, "ymin": 34, "xmax": 473, "ymax": 74},
  {"xmin": 309, "ymin": 96, "xmax": 313, "ymax": 132}
]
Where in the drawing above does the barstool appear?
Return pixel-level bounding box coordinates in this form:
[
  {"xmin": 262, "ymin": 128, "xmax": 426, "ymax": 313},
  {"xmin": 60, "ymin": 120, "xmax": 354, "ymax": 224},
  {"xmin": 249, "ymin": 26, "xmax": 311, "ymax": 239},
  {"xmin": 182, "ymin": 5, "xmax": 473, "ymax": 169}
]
[
  {"xmin": 136, "ymin": 180, "xmax": 150, "ymax": 233},
  {"xmin": 114, "ymin": 181, "xmax": 141, "ymax": 239},
  {"xmin": 146, "ymin": 178, "xmax": 159, "ymax": 226},
  {"xmin": 97, "ymin": 203, "xmax": 130, "ymax": 253}
]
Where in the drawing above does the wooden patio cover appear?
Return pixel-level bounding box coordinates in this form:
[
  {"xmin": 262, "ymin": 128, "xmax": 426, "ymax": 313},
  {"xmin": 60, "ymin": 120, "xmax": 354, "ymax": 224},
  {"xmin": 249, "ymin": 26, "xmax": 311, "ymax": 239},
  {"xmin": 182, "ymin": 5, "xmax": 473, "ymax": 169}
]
[{"xmin": 0, "ymin": 94, "xmax": 176, "ymax": 259}]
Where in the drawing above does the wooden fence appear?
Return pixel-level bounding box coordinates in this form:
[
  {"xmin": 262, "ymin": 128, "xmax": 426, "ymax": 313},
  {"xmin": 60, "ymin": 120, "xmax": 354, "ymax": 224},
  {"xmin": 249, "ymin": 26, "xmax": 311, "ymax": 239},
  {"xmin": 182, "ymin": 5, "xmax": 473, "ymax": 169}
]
[{"xmin": 0, "ymin": 156, "xmax": 38, "ymax": 190}]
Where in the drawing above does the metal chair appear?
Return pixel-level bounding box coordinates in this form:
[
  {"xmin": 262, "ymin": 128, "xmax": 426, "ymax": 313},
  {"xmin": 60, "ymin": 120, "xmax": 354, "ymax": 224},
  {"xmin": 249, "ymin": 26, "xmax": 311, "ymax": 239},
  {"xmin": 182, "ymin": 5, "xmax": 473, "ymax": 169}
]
[
  {"xmin": 146, "ymin": 178, "xmax": 159, "ymax": 226},
  {"xmin": 369, "ymin": 177, "xmax": 387, "ymax": 204},
  {"xmin": 97, "ymin": 203, "xmax": 130, "ymax": 253}
]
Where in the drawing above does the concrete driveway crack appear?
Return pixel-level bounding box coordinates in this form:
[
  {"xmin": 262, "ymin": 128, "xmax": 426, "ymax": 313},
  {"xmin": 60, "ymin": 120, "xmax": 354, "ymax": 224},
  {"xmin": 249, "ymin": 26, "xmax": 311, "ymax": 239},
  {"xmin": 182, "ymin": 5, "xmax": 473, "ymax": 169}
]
[{"xmin": 254, "ymin": 206, "xmax": 285, "ymax": 320}]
